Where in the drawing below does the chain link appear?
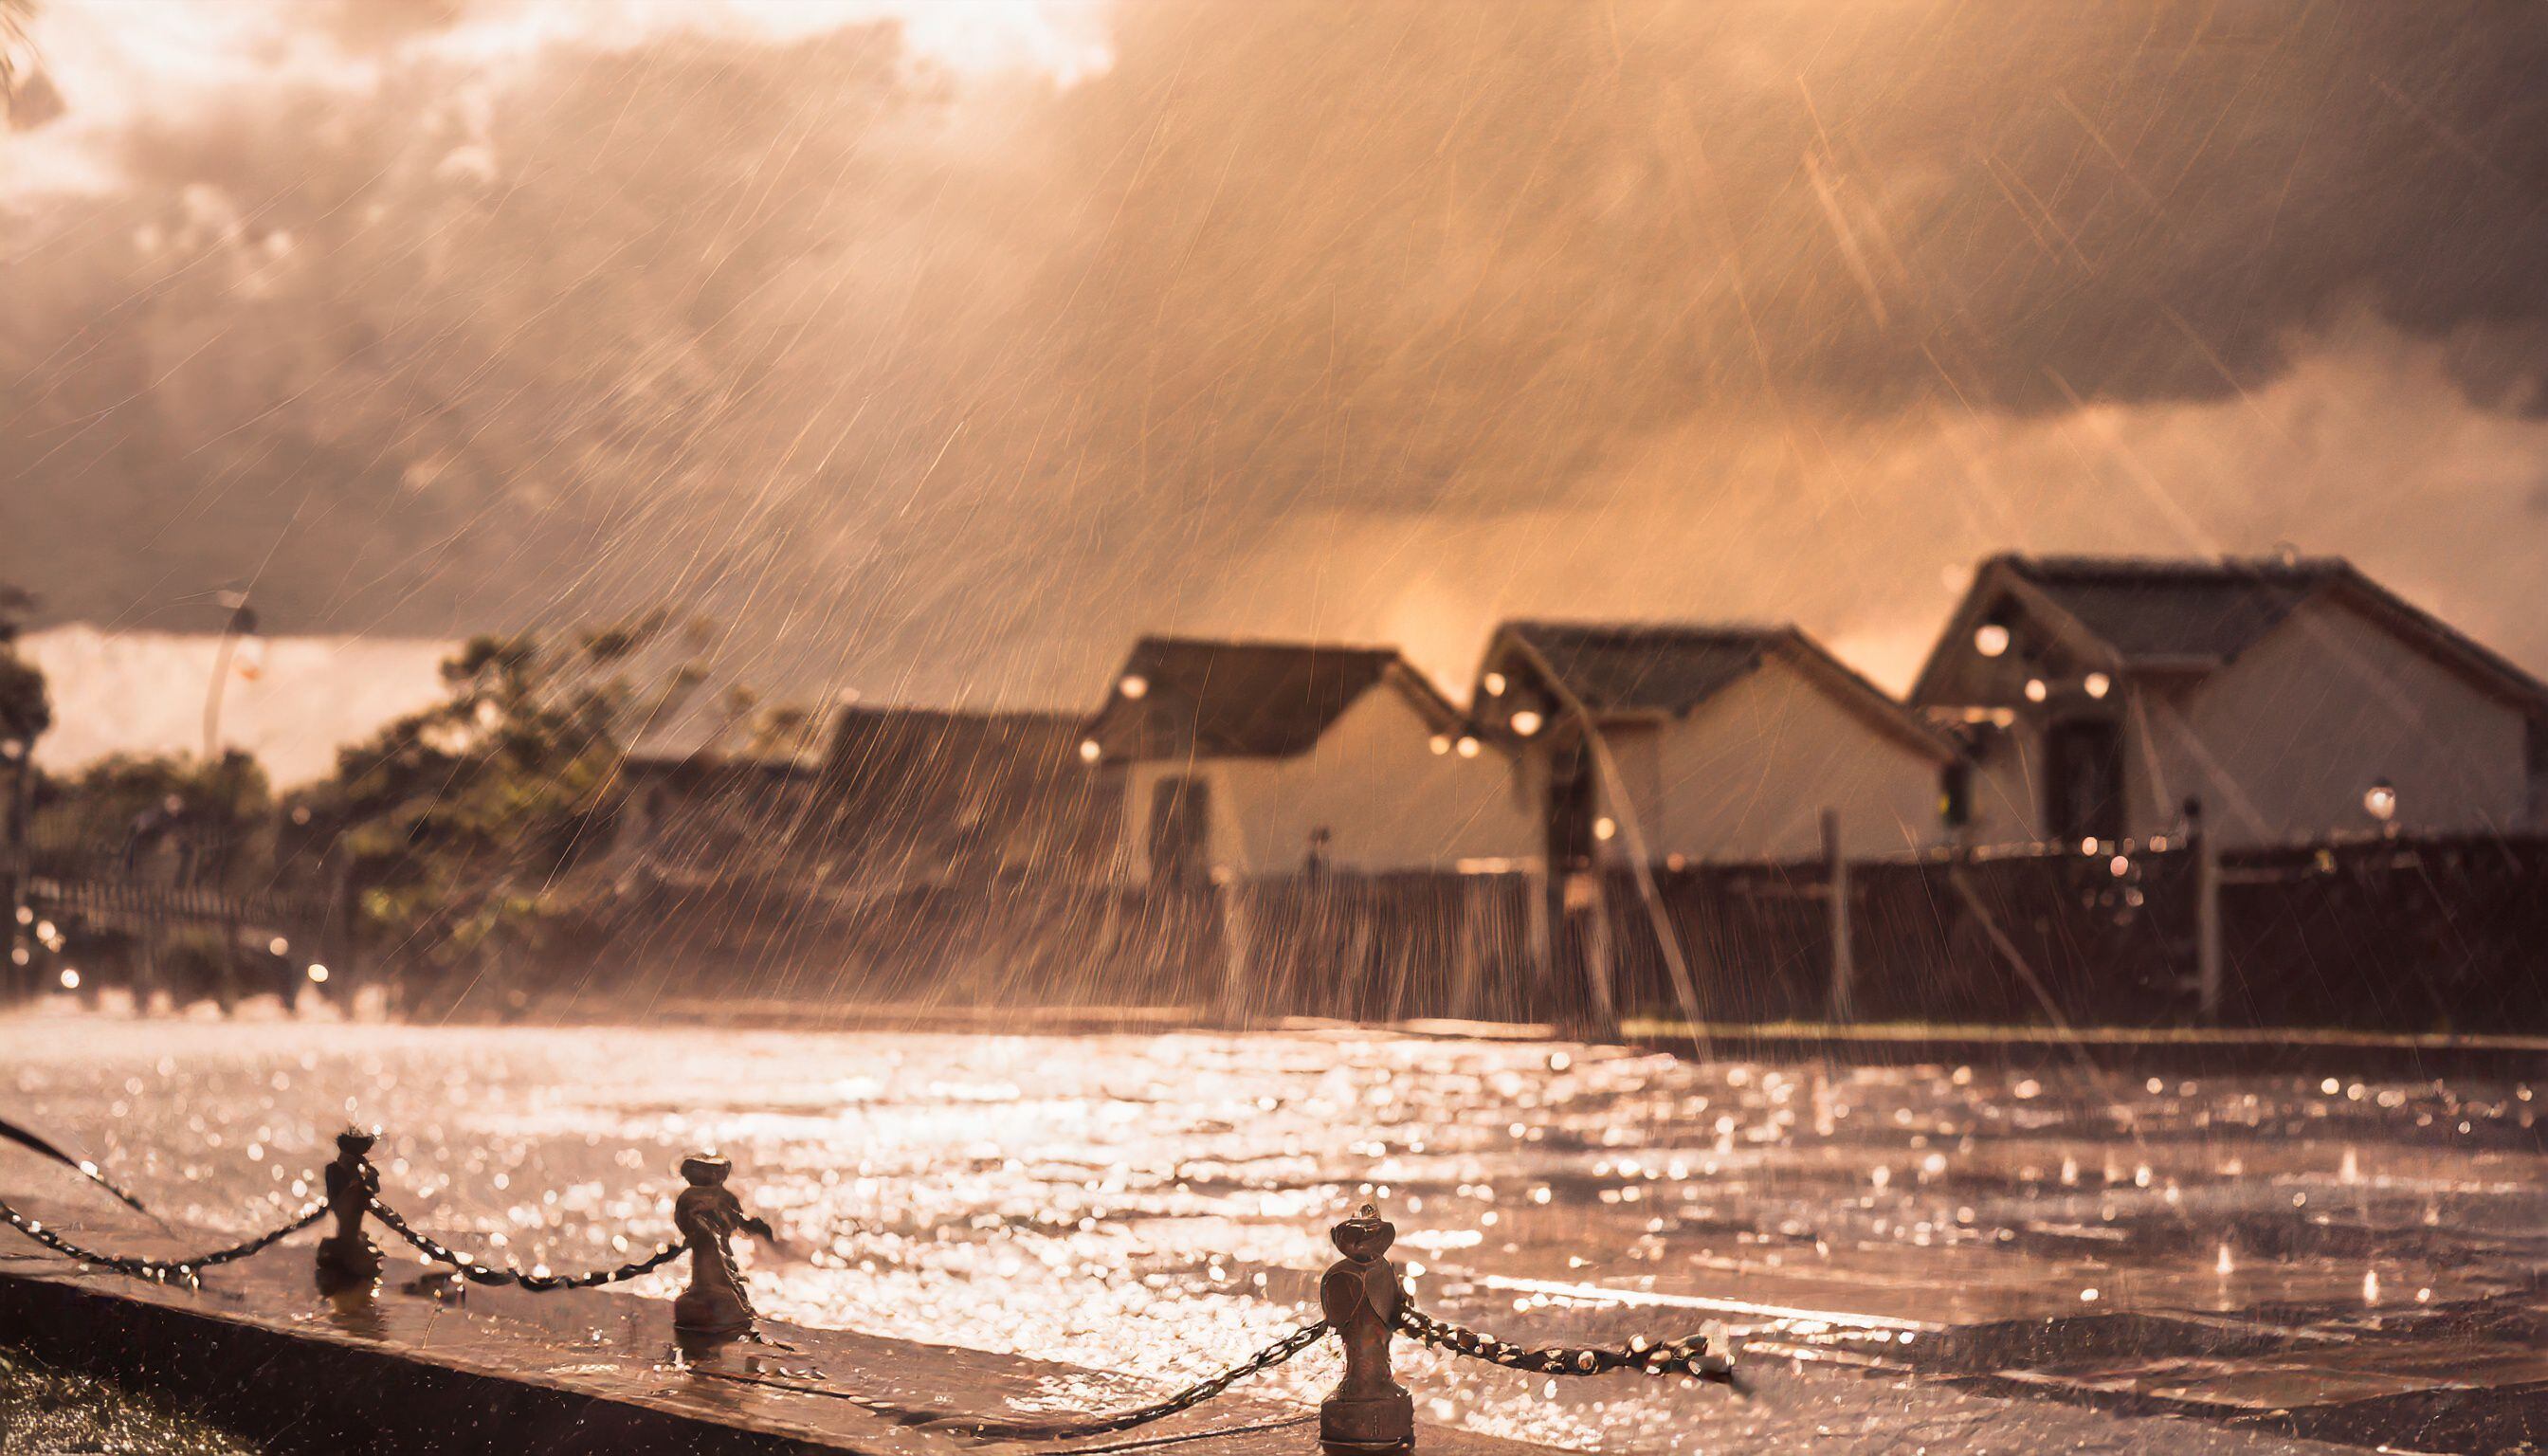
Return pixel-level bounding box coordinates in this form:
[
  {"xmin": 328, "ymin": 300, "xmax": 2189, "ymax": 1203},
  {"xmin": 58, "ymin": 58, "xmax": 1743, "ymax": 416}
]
[
  {"xmin": 365, "ymin": 1194, "xmax": 682, "ymax": 1291},
  {"xmin": 916, "ymin": 1320, "xmax": 1333, "ymax": 1441},
  {"xmin": 0, "ymin": 1196, "xmax": 327, "ymax": 1283},
  {"xmin": 1394, "ymin": 1304, "xmax": 1742, "ymax": 1388}
]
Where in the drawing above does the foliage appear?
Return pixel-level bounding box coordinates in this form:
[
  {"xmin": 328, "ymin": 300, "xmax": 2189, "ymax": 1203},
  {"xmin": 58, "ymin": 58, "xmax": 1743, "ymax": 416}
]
[
  {"xmin": 0, "ymin": 583, "xmax": 46, "ymax": 753},
  {"xmin": 292, "ymin": 627, "xmax": 656, "ymax": 989},
  {"xmin": 29, "ymin": 751, "xmax": 272, "ymax": 883}
]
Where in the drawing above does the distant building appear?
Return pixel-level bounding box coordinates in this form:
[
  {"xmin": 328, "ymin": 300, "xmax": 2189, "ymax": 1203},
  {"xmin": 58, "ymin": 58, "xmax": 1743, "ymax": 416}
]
[
  {"xmin": 16, "ymin": 623, "xmax": 461, "ymax": 788},
  {"xmin": 1909, "ymin": 555, "xmax": 2548, "ymax": 848},
  {"xmin": 1082, "ymin": 636, "xmax": 1534, "ymax": 885},
  {"xmin": 823, "ymin": 704, "xmax": 1119, "ymax": 889},
  {"xmin": 1472, "ymin": 621, "xmax": 1961, "ymax": 865}
]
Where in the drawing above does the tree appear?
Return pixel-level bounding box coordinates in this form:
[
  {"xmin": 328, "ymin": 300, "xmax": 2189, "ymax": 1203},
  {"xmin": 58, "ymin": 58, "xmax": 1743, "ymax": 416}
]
[
  {"xmin": 293, "ymin": 626, "xmax": 670, "ymax": 1009},
  {"xmin": 0, "ymin": 585, "xmax": 45, "ymax": 754}
]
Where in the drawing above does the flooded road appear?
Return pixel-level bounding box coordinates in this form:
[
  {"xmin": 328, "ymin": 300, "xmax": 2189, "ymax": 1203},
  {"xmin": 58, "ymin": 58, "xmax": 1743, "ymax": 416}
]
[{"xmin": 2, "ymin": 1013, "xmax": 2542, "ymax": 1451}]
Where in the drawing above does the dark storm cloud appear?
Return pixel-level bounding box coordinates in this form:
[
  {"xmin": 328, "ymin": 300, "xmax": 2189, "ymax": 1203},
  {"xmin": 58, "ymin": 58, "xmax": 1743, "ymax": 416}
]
[{"xmin": 6, "ymin": 0, "xmax": 2548, "ymax": 707}]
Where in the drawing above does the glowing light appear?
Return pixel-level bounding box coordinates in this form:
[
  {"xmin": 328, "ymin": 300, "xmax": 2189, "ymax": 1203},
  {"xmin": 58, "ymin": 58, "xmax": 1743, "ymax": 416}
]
[
  {"xmin": 2364, "ymin": 779, "xmax": 2397, "ymax": 823},
  {"xmin": 1455, "ymin": 736, "xmax": 1481, "ymax": 758},
  {"xmin": 1428, "ymin": 735, "xmax": 1450, "ymax": 755},
  {"xmin": 1975, "ymin": 624, "xmax": 2011, "ymax": 658},
  {"xmin": 1988, "ymin": 708, "xmax": 2015, "ymax": 728},
  {"xmin": 1078, "ymin": 738, "xmax": 1102, "ymax": 764},
  {"xmin": 268, "ymin": 936, "xmax": 290, "ymax": 956},
  {"xmin": 1509, "ymin": 709, "xmax": 1543, "ymax": 737},
  {"xmin": 307, "ymin": 964, "xmax": 330, "ymax": 984},
  {"xmin": 2023, "ymin": 678, "xmax": 2048, "ymax": 703},
  {"xmin": 11, "ymin": 906, "xmax": 27, "ymax": 925},
  {"xmin": 1118, "ymin": 674, "xmax": 1148, "ymax": 700},
  {"xmin": 1592, "ymin": 816, "xmax": 1617, "ymax": 842},
  {"xmin": 58, "ymin": 968, "xmax": 80, "ymax": 991},
  {"xmin": 34, "ymin": 919, "xmax": 55, "ymax": 940},
  {"xmin": 2084, "ymin": 672, "xmax": 2111, "ymax": 699},
  {"xmin": 2108, "ymin": 854, "xmax": 2130, "ymax": 878},
  {"xmin": 1483, "ymin": 672, "xmax": 1507, "ymax": 697}
]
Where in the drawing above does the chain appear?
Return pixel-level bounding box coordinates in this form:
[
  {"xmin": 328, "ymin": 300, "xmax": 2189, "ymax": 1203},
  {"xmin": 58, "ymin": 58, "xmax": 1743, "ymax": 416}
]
[
  {"xmin": 913, "ymin": 1320, "xmax": 1333, "ymax": 1441},
  {"xmin": 365, "ymin": 1194, "xmax": 682, "ymax": 1291},
  {"xmin": 0, "ymin": 1196, "xmax": 327, "ymax": 1283},
  {"xmin": 1393, "ymin": 1304, "xmax": 1742, "ymax": 1388}
]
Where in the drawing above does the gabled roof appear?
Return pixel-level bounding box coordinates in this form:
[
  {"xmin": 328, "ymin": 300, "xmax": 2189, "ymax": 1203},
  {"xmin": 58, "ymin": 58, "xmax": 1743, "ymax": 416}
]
[
  {"xmin": 1910, "ymin": 554, "xmax": 2548, "ymax": 715},
  {"xmin": 1483, "ymin": 620, "xmax": 1957, "ymax": 761},
  {"xmin": 1083, "ymin": 636, "xmax": 1452, "ymax": 761}
]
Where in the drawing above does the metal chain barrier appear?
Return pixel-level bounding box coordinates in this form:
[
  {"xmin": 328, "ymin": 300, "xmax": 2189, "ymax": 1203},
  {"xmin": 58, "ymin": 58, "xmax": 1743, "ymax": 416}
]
[
  {"xmin": 0, "ymin": 1196, "xmax": 327, "ymax": 1283},
  {"xmin": 3, "ymin": 1136, "xmax": 1744, "ymax": 1445},
  {"xmin": 365, "ymin": 1192, "xmax": 682, "ymax": 1291},
  {"xmin": 1394, "ymin": 1303, "xmax": 1744, "ymax": 1388},
  {"xmin": 900, "ymin": 1319, "xmax": 1334, "ymax": 1441}
]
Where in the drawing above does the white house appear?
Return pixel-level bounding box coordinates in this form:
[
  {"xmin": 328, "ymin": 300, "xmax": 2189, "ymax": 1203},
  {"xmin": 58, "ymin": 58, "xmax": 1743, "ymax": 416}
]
[
  {"xmin": 1471, "ymin": 621, "xmax": 1961, "ymax": 866},
  {"xmin": 1082, "ymin": 636, "xmax": 1536, "ymax": 885},
  {"xmin": 1908, "ymin": 554, "xmax": 2548, "ymax": 849},
  {"xmin": 17, "ymin": 623, "xmax": 463, "ymax": 789}
]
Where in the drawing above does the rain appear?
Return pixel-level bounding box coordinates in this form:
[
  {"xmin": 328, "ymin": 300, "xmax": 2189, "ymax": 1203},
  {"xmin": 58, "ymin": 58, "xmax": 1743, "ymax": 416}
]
[{"xmin": 3, "ymin": 4, "xmax": 2546, "ymax": 1454}]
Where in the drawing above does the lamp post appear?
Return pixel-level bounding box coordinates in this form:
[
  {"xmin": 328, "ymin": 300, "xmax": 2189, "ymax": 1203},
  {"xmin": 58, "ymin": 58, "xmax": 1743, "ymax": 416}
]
[
  {"xmin": 2364, "ymin": 778, "xmax": 2398, "ymax": 838},
  {"xmin": 201, "ymin": 592, "xmax": 258, "ymax": 765},
  {"xmin": 2, "ymin": 733, "xmax": 27, "ymax": 1004}
]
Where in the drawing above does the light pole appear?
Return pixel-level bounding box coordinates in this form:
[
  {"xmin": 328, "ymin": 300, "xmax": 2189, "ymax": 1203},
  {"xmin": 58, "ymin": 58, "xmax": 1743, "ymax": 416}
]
[
  {"xmin": 2, "ymin": 733, "xmax": 27, "ymax": 1003},
  {"xmin": 201, "ymin": 591, "xmax": 258, "ymax": 765}
]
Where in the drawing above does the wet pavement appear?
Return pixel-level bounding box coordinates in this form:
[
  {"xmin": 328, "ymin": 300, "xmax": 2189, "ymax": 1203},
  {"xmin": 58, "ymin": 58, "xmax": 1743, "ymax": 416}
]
[{"xmin": 0, "ymin": 1010, "xmax": 2541, "ymax": 1451}]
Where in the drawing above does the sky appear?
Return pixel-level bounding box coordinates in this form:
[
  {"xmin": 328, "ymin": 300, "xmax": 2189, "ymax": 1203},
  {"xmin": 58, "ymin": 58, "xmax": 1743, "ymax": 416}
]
[{"xmin": 4, "ymin": 0, "xmax": 2547, "ymax": 711}]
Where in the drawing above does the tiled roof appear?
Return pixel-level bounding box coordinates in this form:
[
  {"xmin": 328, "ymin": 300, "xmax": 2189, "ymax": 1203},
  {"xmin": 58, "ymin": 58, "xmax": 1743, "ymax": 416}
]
[
  {"xmin": 1496, "ymin": 621, "xmax": 1781, "ymax": 716},
  {"xmin": 1083, "ymin": 637, "xmax": 1410, "ymax": 760},
  {"xmin": 2000, "ymin": 555, "xmax": 2344, "ymax": 665}
]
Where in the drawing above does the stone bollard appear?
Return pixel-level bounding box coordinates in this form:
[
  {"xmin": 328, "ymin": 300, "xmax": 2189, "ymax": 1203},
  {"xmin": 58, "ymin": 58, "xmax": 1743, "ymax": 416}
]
[
  {"xmin": 1319, "ymin": 1204, "xmax": 1415, "ymax": 1456},
  {"xmin": 671, "ymin": 1153, "xmax": 774, "ymax": 1338},
  {"xmin": 313, "ymin": 1126, "xmax": 383, "ymax": 1299}
]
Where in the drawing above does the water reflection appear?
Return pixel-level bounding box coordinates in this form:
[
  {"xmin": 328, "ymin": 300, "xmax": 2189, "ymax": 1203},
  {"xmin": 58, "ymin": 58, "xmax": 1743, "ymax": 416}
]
[{"xmin": 2, "ymin": 1019, "xmax": 2540, "ymax": 1450}]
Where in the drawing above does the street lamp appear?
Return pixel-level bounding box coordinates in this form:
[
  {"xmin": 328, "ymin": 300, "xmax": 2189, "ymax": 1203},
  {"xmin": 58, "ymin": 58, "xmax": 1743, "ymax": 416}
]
[{"xmin": 2364, "ymin": 778, "xmax": 2398, "ymax": 834}]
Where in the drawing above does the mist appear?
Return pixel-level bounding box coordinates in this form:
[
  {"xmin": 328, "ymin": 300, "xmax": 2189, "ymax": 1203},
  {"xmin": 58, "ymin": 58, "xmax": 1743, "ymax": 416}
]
[{"xmin": 7, "ymin": 0, "xmax": 2547, "ymax": 705}]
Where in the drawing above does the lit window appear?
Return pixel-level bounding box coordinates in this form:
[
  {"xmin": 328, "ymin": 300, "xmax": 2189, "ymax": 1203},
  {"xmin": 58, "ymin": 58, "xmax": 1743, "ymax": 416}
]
[
  {"xmin": 1455, "ymin": 736, "xmax": 1482, "ymax": 758},
  {"xmin": 2024, "ymin": 679, "xmax": 2048, "ymax": 703},
  {"xmin": 1118, "ymin": 674, "xmax": 1149, "ymax": 700},
  {"xmin": 1509, "ymin": 709, "xmax": 1543, "ymax": 737},
  {"xmin": 1078, "ymin": 738, "xmax": 1102, "ymax": 763},
  {"xmin": 2084, "ymin": 672, "xmax": 2111, "ymax": 700},
  {"xmin": 1975, "ymin": 623, "xmax": 2011, "ymax": 658},
  {"xmin": 1483, "ymin": 672, "xmax": 1508, "ymax": 697}
]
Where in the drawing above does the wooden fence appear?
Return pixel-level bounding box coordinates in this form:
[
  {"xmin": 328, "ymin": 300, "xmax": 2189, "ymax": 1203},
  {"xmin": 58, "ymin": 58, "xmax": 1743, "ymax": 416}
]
[{"xmin": 565, "ymin": 829, "xmax": 2548, "ymax": 1035}]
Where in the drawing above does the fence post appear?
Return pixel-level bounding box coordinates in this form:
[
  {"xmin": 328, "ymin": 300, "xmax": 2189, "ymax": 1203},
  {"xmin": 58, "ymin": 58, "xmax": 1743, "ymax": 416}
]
[
  {"xmin": 2190, "ymin": 797, "xmax": 2222, "ymax": 1026},
  {"xmin": 1214, "ymin": 870, "xmax": 1254, "ymax": 1025},
  {"xmin": 1320, "ymin": 1205, "xmax": 1414, "ymax": 1455},
  {"xmin": 1822, "ymin": 810, "xmax": 1854, "ymax": 1025},
  {"xmin": 1581, "ymin": 871, "xmax": 1619, "ymax": 1039},
  {"xmin": 1452, "ymin": 875, "xmax": 1484, "ymax": 1021}
]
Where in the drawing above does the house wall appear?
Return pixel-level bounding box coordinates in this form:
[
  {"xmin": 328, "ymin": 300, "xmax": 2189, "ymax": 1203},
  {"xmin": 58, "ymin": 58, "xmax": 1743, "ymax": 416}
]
[
  {"xmin": 1115, "ymin": 685, "xmax": 1538, "ymax": 883},
  {"xmin": 1958, "ymin": 724, "xmax": 2046, "ymax": 848},
  {"xmin": 2150, "ymin": 597, "xmax": 2531, "ymax": 846},
  {"xmin": 1629, "ymin": 655, "xmax": 1950, "ymax": 863}
]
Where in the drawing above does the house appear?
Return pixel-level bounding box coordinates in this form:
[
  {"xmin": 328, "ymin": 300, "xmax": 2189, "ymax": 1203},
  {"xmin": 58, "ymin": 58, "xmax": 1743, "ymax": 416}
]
[
  {"xmin": 16, "ymin": 623, "xmax": 463, "ymax": 789},
  {"xmin": 1081, "ymin": 636, "xmax": 1535, "ymax": 885},
  {"xmin": 822, "ymin": 704, "xmax": 1119, "ymax": 890},
  {"xmin": 1470, "ymin": 621, "xmax": 1962, "ymax": 866},
  {"xmin": 1908, "ymin": 554, "xmax": 2548, "ymax": 848}
]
